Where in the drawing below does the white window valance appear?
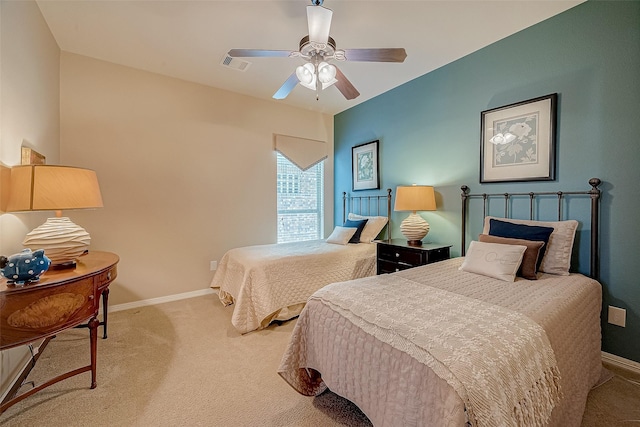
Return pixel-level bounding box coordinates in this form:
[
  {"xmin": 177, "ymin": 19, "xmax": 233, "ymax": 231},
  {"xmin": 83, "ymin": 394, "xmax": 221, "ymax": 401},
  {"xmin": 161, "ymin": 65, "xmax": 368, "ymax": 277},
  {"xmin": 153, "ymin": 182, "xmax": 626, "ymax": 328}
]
[{"xmin": 274, "ymin": 134, "xmax": 327, "ymax": 171}]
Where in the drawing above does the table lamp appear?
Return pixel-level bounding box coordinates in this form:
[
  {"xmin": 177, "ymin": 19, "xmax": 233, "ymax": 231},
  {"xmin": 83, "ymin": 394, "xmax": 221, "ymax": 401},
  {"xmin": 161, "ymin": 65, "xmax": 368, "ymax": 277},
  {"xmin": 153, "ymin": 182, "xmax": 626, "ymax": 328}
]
[
  {"xmin": 394, "ymin": 185, "xmax": 436, "ymax": 246},
  {"xmin": 6, "ymin": 165, "xmax": 103, "ymax": 269}
]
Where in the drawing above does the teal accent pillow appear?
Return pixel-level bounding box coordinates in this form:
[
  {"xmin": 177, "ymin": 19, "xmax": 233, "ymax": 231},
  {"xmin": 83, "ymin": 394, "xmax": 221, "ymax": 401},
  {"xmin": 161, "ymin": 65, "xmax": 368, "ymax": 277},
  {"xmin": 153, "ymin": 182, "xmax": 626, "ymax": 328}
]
[{"xmin": 343, "ymin": 219, "xmax": 368, "ymax": 243}]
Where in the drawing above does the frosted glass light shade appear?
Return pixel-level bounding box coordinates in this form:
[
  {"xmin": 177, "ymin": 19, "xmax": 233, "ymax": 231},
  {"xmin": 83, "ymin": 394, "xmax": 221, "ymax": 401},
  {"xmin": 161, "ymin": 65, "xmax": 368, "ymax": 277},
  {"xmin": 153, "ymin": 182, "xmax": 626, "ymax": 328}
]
[
  {"xmin": 307, "ymin": 5, "xmax": 332, "ymax": 44},
  {"xmin": 318, "ymin": 62, "xmax": 337, "ymax": 88},
  {"xmin": 296, "ymin": 63, "xmax": 316, "ymax": 90}
]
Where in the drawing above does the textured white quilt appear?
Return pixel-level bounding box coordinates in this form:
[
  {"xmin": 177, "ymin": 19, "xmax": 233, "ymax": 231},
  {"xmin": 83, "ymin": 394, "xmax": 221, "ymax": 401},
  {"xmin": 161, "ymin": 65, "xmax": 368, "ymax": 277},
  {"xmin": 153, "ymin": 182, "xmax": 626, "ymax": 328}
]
[
  {"xmin": 210, "ymin": 240, "xmax": 376, "ymax": 334},
  {"xmin": 279, "ymin": 258, "xmax": 602, "ymax": 427}
]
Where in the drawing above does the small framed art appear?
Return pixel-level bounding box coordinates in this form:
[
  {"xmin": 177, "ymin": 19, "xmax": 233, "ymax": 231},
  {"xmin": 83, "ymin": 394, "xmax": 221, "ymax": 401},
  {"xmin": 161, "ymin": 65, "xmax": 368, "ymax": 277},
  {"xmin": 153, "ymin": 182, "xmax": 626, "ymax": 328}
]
[
  {"xmin": 352, "ymin": 140, "xmax": 379, "ymax": 191},
  {"xmin": 21, "ymin": 147, "xmax": 46, "ymax": 165},
  {"xmin": 480, "ymin": 93, "xmax": 557, "ymax": 183}
]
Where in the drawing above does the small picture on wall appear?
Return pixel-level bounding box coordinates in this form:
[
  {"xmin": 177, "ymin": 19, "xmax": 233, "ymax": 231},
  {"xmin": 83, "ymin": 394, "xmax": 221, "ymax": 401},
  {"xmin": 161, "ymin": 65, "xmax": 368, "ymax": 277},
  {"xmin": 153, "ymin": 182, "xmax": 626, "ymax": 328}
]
[
  {"xmin": 21, "ymin": 147, "xmax": 46, "ymax": 165},
  {"xmin": 480, "ymin": 93, "xmax": 557, "ymax": 183},
  {"xmin": 352, "ymin": 140, "xmax": 379, "ymax": 191}
]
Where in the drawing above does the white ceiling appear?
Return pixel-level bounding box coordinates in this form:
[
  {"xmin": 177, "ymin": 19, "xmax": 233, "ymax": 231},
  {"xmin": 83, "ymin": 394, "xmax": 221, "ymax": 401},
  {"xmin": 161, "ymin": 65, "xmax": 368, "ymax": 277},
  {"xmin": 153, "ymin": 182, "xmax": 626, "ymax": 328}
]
[{"xmin": 36, "ymin": 0, "xmax": 584, "ymax": 115}]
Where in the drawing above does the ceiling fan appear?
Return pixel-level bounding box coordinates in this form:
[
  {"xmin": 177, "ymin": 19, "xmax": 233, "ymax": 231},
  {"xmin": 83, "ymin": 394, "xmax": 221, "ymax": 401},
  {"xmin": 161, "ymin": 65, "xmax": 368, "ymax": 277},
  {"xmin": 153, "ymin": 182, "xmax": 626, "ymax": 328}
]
[{"xmin": 227, "ymin": 0, "xmax": 407, "ymax": 101}]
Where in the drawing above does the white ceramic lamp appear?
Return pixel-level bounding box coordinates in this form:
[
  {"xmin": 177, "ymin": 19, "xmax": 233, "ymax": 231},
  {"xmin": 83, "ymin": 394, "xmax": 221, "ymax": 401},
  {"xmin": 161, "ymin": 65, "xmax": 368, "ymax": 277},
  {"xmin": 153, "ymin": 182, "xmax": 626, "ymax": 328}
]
[
  {"xmin": 6, "ymin": 165, "xmax": 103, "ymax": 269},
  {"xmin": 394, "ymin": 185, "xmax": 436, "ymax": 246}
]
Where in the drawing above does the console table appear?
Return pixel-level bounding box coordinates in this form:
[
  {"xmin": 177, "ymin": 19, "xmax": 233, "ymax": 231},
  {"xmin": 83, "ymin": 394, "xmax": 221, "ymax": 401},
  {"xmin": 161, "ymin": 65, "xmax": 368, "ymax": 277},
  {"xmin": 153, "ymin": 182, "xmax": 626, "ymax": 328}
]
[{"xmin": 0, "ymin": 251, "xmax": 119, "ymax": 414}]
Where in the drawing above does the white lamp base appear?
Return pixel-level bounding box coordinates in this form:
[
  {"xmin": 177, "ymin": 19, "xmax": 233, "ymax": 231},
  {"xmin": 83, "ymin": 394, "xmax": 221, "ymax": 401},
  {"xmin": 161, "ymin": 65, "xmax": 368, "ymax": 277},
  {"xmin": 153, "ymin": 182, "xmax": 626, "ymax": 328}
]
[
  {"xmin": 400, "ymin": 212, "xmax": 430, "ymax": 246},
  {"xmin": 23, "ymin": 217, "xmax": 91, "ymax": 268}
]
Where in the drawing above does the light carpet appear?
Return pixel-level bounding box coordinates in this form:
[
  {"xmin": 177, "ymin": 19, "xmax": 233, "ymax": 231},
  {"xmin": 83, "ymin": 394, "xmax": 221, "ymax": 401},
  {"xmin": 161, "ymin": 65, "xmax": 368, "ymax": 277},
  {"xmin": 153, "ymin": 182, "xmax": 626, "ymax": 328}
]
[{"xmin": 1, "ymin": 294, "xmax": 639, "ymax": 426}]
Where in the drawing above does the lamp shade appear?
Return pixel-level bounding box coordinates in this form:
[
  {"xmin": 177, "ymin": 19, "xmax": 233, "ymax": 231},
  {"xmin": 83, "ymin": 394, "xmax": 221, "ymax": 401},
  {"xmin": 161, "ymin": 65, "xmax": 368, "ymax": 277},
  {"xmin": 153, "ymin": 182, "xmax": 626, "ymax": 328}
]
[
  {"xmin": 394, "ymin": 185, "xmax": 436, "ymax": 212},
  {"xmin": 6, "ymin": 165, "xmax": 103, "ymax": 213},
  {"xmin": 6, "ymin": 165, "xmax": 103, "ymax": 268}
]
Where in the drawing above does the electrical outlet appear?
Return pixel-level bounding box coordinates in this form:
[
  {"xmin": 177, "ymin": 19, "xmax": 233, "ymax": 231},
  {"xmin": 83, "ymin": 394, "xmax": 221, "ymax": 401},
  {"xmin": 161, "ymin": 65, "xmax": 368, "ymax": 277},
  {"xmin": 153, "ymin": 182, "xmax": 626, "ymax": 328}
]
[
  {"xmin": 608, "ymin": 306, "xmax": 626, "ymax": 327},
  {"xmin": 210, "ymin": 260, "xmax": 217, "ymax": 271}
]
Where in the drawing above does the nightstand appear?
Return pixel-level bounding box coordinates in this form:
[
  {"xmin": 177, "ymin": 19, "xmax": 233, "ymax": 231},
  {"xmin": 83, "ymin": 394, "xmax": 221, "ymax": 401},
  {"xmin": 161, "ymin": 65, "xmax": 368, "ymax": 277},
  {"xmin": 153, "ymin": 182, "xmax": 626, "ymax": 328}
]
[{"xmin": 376, "ymin": 239, "xmax": 451, "ymax": 274}]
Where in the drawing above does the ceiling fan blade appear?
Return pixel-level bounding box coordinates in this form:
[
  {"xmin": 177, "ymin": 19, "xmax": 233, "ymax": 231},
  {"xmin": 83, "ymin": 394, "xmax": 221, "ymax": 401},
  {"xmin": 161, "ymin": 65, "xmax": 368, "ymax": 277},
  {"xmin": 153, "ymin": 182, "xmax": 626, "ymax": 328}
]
[
  {"xmin": 342, "ymin": 48, "xmax": 407, "ymax": 63},
  {"xmin": 307, "ymin": 5, "xmax": 332, "ymax": 44},
  {"xmin": 334, "ymin": 66, "xmax": 360, "ymax": 100},
  {"xmin": 228, "ymin": 49, "xmax": 292, "ymax": 58},
  {"xmin": 273, "ymin": 73, "xmax": 299, "ymax": 100}
]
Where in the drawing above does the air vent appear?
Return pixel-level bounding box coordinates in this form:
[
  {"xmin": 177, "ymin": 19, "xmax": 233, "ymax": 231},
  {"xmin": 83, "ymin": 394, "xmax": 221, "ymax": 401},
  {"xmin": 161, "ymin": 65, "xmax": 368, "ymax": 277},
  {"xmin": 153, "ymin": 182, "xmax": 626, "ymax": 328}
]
[{"xmin": 220, "ymin": 55, "xmax": 251, "ymax": 72}]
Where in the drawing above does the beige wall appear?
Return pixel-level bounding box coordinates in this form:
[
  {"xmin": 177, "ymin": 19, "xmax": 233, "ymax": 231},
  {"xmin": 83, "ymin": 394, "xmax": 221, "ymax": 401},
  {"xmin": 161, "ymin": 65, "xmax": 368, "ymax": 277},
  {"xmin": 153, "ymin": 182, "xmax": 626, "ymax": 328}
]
[
  {"xmin": 0, "ymin": 0, "xmax": 60, "ymax": 400},
  {"xmin": 0, "ymin": 1, "xmax": 332, "ymax": 396},
  {"xmin": 0, "ymin": 0, "xmax": 60, "ymax": 255},
  {"xmin": 60, "ymin": 53, "xmax": 334, "ymax": 306}
]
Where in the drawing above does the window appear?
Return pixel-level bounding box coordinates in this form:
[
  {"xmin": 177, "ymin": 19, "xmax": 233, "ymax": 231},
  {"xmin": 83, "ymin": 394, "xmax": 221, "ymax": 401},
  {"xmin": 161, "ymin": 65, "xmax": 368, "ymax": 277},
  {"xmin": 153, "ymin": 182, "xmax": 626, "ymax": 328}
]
[{"xmin": 276, "ymin": 152, "xmax": 324, "ymax": 243}]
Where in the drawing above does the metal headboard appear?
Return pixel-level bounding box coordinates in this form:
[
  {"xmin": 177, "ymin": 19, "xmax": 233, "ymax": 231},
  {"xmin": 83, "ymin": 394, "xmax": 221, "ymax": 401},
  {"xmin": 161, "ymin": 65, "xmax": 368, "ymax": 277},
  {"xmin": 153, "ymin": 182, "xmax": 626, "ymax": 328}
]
[
  {"xmin": 461, "ymin": 178, "xmax": 602, "ymax": 279},
  {"xmin": 343, "ymin": 189, "xmax": 393, "ymax": 242}
]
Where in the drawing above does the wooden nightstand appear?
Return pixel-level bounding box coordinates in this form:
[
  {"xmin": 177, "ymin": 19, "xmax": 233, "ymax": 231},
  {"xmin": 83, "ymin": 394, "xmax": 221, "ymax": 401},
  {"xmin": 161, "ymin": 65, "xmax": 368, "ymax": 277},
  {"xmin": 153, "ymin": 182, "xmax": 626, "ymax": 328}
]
[{"xmin": 376, "ymin": 239, "xmax": 451, "ymax": 274}]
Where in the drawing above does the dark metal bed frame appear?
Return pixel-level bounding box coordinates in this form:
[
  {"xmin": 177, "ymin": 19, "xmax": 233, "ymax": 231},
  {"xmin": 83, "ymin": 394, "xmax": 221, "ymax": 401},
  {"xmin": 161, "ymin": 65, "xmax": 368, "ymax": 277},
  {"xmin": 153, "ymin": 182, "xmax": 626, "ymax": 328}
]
[
  {"xmin": 461, "ymin": 178, "xmax": 602, "ymax": 279},
  {"xmin": 342, "ymin": 189, "xmax": 393, "ymax": 241}
]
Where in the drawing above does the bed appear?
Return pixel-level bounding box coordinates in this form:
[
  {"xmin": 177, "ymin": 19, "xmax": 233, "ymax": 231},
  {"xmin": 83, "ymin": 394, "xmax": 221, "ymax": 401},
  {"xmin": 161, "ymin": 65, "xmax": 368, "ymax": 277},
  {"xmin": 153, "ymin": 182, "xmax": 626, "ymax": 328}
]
[
  {"xmin": 211, "ymin": 189, "xmax": 392, "ymax": 334},
  {"xmin": 278, "ymin": 179, "xmax": 604, "ymax": 427}
]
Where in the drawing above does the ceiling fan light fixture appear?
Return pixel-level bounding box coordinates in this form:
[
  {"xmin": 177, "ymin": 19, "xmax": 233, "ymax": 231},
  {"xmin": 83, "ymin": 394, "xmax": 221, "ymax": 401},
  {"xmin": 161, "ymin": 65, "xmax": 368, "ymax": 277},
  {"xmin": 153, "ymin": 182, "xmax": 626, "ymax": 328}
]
[
  {"xmin": 296, "ymin": 63, "xmax": 317, "ymax": 89},
  {"xmin": 228, "ymin": 1, "xmax": 406, "ymax": 101},
  {"xmin": 321, "ymin": 79, "xmax": 337, "ymax": 90},
  {"xmin": 307, "ymin": 5, "xmax": 332, "ymax": 45},
  {"xmin": 317, "ymin": 62, "xmax": 336, "ymax": 82},
  {"xmin": 318, "ymin": 62, "xmax": 337, "ymax": 89}
]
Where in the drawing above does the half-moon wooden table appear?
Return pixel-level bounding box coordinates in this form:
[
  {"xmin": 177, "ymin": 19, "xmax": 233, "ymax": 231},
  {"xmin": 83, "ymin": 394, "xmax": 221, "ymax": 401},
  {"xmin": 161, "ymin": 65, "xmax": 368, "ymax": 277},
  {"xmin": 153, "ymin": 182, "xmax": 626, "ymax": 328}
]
[{"xmin": 0, "ymin": 251, "xmax": 119, "ymax": 414}]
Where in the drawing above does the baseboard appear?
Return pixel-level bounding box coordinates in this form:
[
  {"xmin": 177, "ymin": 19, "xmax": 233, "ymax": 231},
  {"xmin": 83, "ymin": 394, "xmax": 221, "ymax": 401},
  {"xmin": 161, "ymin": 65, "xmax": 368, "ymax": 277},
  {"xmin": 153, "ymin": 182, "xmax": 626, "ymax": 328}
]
[
  {"xmin": 0, "ymin": 339, "xmax": 47, "ymax": 405},
  {"xmin": 602, "ymin": 351, "xmax": 640, "ymax": 375},
  {"xmin": 106, "ymin": 288, "xmax": 216, "ymax": 314},
  {"xmin": 0, "ymin": 350, "xmax": 32, "ymax": 404},
  {"xmin": 1, "ymin": 290, "xmax": 215, "ymax": 405}
]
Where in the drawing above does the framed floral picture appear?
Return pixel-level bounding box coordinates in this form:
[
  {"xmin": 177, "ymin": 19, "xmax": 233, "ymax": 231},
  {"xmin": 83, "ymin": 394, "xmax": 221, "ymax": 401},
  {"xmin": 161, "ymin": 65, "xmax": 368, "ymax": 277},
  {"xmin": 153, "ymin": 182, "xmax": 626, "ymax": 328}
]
[
  {"xmin": 480, "ymin": 93, "xmax": 557, "ymax": 183},
  {"xmin": 352, "ymin": 140, "xmax": 379, "ymax": 191}
]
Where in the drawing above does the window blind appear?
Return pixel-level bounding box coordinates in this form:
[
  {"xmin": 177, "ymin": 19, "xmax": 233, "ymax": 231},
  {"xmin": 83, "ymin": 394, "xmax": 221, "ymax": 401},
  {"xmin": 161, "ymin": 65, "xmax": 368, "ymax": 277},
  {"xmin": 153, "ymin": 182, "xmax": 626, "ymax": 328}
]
[{"xmin": 274, "ymin": 134, "xmax": 327, "ymax": 171}]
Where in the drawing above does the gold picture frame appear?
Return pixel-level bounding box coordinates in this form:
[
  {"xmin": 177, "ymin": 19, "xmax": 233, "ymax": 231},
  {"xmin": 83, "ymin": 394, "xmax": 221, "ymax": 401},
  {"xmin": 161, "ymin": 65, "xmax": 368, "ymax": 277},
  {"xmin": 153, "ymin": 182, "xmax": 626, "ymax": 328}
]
[{"xmin": 21, "ymin": 147, "xmax": 46, "ymax": 165}]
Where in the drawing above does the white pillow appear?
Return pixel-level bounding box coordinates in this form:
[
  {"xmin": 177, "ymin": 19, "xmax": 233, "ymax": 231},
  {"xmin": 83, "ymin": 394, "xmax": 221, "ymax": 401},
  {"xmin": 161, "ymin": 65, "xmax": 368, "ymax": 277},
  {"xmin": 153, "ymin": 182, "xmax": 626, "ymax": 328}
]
[
  {"xmin": 483, "ymin": 216, "xmax": 578, "ymax": 275},
  {"xmin": 326, "ymin": 226, "xmax": 358, "ymax": 245},
  {"xmin": 347, "ymin": 213, "xmax": 388, "ymax": 243},
  {"xmin": 459, "ymin": 240, "xmax": 527, "ymax": 282}
]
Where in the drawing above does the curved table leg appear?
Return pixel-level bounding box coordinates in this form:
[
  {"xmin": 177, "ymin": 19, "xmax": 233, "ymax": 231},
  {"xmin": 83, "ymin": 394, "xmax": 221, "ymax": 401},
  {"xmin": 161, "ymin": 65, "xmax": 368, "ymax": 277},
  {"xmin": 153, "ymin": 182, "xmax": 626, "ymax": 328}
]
[
  {"xmin": 89, "ymin": 317, "xmax": 99, "ymax": 389},
  {"xmin": 101, "ymin": 288, "xmax": 109, "ymax": 339}
]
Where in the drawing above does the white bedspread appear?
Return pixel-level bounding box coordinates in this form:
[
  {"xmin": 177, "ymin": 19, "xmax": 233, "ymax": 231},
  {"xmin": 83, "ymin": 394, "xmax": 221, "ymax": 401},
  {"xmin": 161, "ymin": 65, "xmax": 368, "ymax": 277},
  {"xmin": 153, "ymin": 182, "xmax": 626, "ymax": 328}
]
[
  {"xmin": 210, "ymin": 240, "xmax": 376, "ymax": 334},
  {"xmin": 279, "ymin": 258, "xmax": 602, "ymax": 427}
]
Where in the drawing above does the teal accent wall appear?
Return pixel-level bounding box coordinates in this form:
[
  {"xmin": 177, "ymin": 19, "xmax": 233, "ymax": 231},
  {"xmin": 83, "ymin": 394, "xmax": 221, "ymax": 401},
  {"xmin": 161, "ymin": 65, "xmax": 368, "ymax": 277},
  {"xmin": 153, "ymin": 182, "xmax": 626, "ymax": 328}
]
[{"xmin": 334, "ymin": 1, "xmax": 640, "ymax": 363}]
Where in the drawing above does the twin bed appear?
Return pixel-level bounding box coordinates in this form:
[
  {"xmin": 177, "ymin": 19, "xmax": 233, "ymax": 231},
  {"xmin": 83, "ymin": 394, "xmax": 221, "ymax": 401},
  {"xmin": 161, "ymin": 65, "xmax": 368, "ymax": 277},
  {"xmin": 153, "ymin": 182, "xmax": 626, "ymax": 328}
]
[
  {"xmin": 210, "ymin": 190, "xmax": 392, "ymax": 334},
  {"xmin": 277, "ymin": 179, "xmax": 604, "ymax": 427}
]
